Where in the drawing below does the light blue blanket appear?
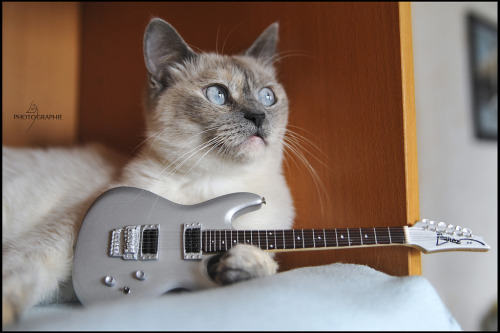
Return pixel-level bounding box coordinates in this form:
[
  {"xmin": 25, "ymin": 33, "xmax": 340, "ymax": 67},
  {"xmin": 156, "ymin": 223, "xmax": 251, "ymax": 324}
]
[{"xmin": 7, "ymin": 263, "xmax": 461, "ymax": 331}]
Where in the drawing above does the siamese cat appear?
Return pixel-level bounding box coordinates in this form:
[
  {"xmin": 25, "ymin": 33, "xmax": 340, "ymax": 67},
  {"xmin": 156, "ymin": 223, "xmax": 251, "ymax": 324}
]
[{"xmin": 2, "ymin": 18, "xmax": 295, "ymax": 325}]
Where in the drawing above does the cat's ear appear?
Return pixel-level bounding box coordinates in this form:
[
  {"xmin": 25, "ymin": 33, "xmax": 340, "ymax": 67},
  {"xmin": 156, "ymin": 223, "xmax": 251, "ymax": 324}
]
[
  {"xmin": 245, "ymin": 22, "xmax": 279, "ymax": 62},
  {"xmin": 143, "ymin": 18, "xmax": 196, "ymax": 88}
]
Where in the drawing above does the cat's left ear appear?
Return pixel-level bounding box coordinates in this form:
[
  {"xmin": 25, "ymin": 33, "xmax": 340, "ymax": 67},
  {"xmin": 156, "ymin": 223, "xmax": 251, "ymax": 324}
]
[{"xmin": 245, "ymin": 22, "xmax": 279, "ymax": 63}]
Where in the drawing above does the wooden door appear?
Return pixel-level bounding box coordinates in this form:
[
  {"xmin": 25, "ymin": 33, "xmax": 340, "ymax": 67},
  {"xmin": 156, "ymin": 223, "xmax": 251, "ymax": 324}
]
[{"xmin": 5, "ymin": 2, "xmax": 421, "ymax": 276}]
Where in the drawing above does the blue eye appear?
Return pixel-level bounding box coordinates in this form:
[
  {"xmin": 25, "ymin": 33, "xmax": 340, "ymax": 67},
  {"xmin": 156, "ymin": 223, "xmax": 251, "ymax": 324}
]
[
  {"xmin": 258, "ymin": 87, "xmax": 276, "ymax": 106},
  {"xmin": 205, "ymin": 85, "xmax": 227, "ymax": 105}
]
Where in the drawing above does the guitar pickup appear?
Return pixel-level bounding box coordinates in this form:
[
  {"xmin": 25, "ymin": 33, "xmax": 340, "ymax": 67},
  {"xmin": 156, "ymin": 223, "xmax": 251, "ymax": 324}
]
[
  {"xmin": 109, "ymin": 224, "xmax": 159, "ymax": 260},
  {"xmin": 183, "ymin": 223, "xmax": 202, "ymax": 260}
]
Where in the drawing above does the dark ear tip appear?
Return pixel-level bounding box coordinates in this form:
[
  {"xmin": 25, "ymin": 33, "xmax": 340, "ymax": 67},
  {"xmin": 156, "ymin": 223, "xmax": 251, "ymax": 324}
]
[{"xmin": 146, "ymin": 17, "xmax": 170, "ymax": 32}]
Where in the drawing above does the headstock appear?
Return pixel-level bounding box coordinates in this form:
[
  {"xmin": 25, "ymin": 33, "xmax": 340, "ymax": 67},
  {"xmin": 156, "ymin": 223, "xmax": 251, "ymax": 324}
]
[{"xmin": 407, "ymin": 219, "xmax": 490, "ymax": 253}]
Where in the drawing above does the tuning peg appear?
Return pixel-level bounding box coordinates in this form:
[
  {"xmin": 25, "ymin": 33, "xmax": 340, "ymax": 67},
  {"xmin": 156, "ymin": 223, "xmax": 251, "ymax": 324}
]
[
  {"xmin": 428, "ymin": 220, "xmax": 437, "ymax": 231},
  {"xmin": 421, "ymin": 219, "xmax": 429, "ymax": 223},
  {"xmin": 443, "ymin": 224, "xmax": 454, "ymax": 234},
  {"xmin": 453, "ymin": 225, "xmax": 463, "ymax": 235},
  {"xmin": 462, "ymin": 228, "xmax": 472, "ymax": 236}
]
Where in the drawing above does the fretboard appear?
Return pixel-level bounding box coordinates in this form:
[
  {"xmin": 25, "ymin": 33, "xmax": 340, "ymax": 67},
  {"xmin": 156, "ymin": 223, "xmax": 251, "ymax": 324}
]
[{"xmin": 201, "ymin": 227, "xmax": 406, "ymax": 254}]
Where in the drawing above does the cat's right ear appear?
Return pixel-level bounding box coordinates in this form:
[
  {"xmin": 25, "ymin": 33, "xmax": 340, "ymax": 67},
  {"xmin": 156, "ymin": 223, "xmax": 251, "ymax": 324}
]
[{"xmin": 143, "ymin": 18, "xmax": 196, "ymax": 90}]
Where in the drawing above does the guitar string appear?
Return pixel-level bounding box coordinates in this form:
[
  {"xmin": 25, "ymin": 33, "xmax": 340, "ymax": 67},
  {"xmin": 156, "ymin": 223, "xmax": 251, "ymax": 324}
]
[{"xmin": 138, "ymin": 228, "xmax": 456, "ymax": 242}]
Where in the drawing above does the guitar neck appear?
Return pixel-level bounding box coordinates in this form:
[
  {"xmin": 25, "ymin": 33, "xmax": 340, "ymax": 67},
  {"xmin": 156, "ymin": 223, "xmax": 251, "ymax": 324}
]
[{"xmin": 199, "ymin": 227, "xmax": 407, "ymax": 254}]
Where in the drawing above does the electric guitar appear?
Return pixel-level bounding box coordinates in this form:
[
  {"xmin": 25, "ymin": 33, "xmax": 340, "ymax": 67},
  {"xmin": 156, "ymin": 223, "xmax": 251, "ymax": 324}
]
[{"xmin": 72, "ymin": 186, "xmax": 490, "ymax": 306}]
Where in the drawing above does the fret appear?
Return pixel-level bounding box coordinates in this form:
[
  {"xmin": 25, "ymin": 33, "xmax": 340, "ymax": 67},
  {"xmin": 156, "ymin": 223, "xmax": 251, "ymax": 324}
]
[
  {"xmin": 251, "ymin": 231, "xmax": 259, "ymax": 248},
  {"xmin": 204, "ymin": 230, "xmax": 207, "ymax": 253},
  {"xmin": 373, "ymin": 227, "xmax": 378, "ymax": 244},
  {"xmin": 301, "ymin": 230, "xmax": 305, "ymax": 248},
  {"xmin": 359, "ymin": 228, "xmax": 363, "ymax": 245},
  {"xmin": 312, "ymin": 229, "xmax": 316, "ymax": 247},
  {"xmin": 219, "ymin": 230, "xmax": 223, "ymax": 252},
  {"xmin": 388, "ymin": 227, "xmax": 392, "ymax": 243},
  {"xmin": 259, "ymin": 231, "xmax": 268, "ymax": 250},
  {"xmin": 374, "ymin": 227, "xmax": 391, "ymax": 244},
  {"xmin": 275, "ymin": 230, "xmax": 284, "ymax": 250},
  {"xmin": 265, "ymin": 230, "xmax": 276, "ymax": 250},
  {"xmin": 224, "ymin": 230, "xmax": 227, "ymax": 251},
  {"xmin": 293, "ymin": 229, "xmax": 305, "ymax": 249},
  {"xmin": 337, "ymin": 228, "xmax": 349, "ymax": 247},
  {"xmin": 361, "ymin": 228, "xmax": 376, "ymax": 245},
  {"xmin": 237, "ymin": 230, "xmax": 244, "ymax": 246},
  {"xmin": 285, "ymin": 230, "xmax": 295, "ymax": 249},
  {"xmin": 388, "ymin": 227, "xmax": 405, "ymax": 244},
  {"xmin": 349, "ymin": 228, "xmax": 362, "ymax": 246},
  {"xmin": 323, "ymin": 229, "xmax": 327, "ymax": 248},
  {"xmin": 303, "ymin": 229, "xmax": 315, "ymax": 248},
  {"xmin": 231, "ymin": 230, "xmax": 236, "ymax": 249},
  {"xmin": 294, "ymin": 229, "xmax": 304, "ymax": 249},
  {"xmin": 324, "ymin": 229, "xmax": 336, "ymax": 247},
  {"xmin": 335, "ymin": 229, "xmax": 339, "ymax": 246}
]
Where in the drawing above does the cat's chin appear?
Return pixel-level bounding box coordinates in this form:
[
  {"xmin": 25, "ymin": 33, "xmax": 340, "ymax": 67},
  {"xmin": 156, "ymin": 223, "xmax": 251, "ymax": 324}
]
[{"xmin": 235, "ymin": 135, "xmax": 267, "ymax": 162}]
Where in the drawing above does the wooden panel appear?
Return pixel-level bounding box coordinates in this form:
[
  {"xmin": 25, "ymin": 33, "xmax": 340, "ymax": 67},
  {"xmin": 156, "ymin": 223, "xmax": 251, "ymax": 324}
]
[
  {"xmin": 79, "ymin": 2, "xmax": 420, "ymax": 276},
  {"xmin": 2, "ymin": 2, "xmax": 80, "ymax": 147}
]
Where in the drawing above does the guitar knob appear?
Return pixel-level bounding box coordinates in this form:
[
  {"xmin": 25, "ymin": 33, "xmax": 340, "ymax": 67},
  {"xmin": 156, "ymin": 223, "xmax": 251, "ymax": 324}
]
[
  {"xmin": 103, "ymin": 275, "xmax": 116, "ymax": 287},
  {"xmin": 135, "ymin": 270, "xmax": 147, "ymax": 281}
]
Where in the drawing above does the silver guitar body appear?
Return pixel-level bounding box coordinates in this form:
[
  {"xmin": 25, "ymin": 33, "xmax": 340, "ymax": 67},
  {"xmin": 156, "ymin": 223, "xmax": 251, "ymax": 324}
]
[{"xmin": 72, "ymin": 186, "xmax": 264, "ymax": 307}]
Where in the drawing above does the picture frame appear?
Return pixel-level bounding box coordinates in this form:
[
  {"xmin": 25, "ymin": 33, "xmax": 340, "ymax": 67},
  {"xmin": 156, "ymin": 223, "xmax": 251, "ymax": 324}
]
[{"xmin": 467, "ymin": 13, "xmax": 498, "ymax": 140}]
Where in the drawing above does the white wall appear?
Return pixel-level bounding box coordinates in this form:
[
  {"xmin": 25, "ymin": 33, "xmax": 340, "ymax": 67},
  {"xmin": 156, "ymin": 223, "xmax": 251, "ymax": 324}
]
[{"xmin": 411, "ymin": 2, "xmax": 497, "ymax": 331}]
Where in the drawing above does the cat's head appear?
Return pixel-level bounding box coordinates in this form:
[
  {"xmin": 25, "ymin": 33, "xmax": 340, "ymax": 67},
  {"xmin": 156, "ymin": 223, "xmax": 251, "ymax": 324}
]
[{"xmin": 142, "ymin": 18, "xmax": 288, "ymax": 170}]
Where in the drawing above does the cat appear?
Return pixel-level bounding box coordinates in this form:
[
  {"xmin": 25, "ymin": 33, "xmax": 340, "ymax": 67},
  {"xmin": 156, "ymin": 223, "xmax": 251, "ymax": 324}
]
[{"xmin": 2, "ymin": 18, "xmax": 295, "ymax": 325}]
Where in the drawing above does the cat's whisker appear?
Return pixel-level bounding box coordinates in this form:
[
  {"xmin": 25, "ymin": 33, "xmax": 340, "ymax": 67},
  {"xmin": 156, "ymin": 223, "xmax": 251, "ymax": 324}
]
[
  {"xmin": 162, "ymin": 135, "xmax": 223, "ymax": 176},
  {"xmin": 155, "ymin": 126, "xmax": 219, "ymax": 169},
  {"xmin": 263, "ymin": 50, "xmax": 318, "ymax": 68},
  {"xmin": 221, "ymin": 23, "xmax": 242, "ymax": 55},
  {"xmin": 215, "ymin": 24, "xmax": 221, "ymax": 54},
  {"xmin": 277, "ymin": 126, "xmax": 330, "ymax": 215},
  {"xmin": 182, "ymin": 136, "xmax": 226, "ymax": 176},
  {"xmin": 284, "ymin": 128, "xmax": 330, "ymax": 169},
  {"xmin": 130, "ymin": 127, "xmax": 169, "ymax": 154}
]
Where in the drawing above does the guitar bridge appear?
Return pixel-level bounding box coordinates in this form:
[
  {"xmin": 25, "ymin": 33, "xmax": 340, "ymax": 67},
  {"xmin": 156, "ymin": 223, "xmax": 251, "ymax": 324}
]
[
  {"xmin": 109, "ymin": 224, "xmax": 159, "ymax": 260},
  {"xmin": 183, "ymin": 223, "xmax": 202, "ymax": 260}
]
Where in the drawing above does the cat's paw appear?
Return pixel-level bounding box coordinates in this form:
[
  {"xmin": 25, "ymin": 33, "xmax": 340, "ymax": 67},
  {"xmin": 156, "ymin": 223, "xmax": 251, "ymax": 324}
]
[
  {"xmin": 2, "ymin": 297, "xmax": 19, "ymax": 328},
  {"xmin": 207, "ymin": 244, "xmax": 278, "ymax": 285}
]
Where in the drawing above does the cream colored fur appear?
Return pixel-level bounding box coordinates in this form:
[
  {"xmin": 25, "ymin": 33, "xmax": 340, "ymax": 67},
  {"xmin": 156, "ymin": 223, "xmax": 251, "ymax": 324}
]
[{"xmin": 2, "ymin": 18, "xmax": 294, "ymax": 326}]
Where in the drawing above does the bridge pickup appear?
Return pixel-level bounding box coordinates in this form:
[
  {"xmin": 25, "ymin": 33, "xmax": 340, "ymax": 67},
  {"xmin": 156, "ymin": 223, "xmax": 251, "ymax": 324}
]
[
  {"xmin": 109, "ymin": 224, "xmax": 159, "ymax": 260},
  {"xmin": 183, "ymin": 223, "xmax": 202, "ymax": 260}
]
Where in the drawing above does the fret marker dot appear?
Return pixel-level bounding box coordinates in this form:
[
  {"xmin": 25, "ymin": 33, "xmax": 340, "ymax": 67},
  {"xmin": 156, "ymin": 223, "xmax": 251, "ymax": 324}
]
[
  {"xmin": 341, "ymin": 235, "xmax": 344, "ymax": 239},
  {"xmin": 365, "ymin": 234, "xmax": 368, "ymax": 238},
  {"xmin": 233, "ymin": 240, "xmax": 236, "ymax": 243},
  {"xmin": 297, "ymin": 236, "xmax": 301, "ymax": 240},
  {"xmin": 270, "ymin": 245, "xmax": 274, "ymax": 248}
]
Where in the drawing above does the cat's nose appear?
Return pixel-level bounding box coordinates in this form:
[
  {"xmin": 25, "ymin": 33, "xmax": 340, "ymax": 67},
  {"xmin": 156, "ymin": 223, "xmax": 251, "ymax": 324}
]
[{"xmin": 244, "ymin": 112, "xmax": 266, "ymax": 128}]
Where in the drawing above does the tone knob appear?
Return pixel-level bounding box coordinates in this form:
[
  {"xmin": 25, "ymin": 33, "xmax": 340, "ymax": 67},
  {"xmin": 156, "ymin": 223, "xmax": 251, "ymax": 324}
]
[
  {"xmin": 135, "ymin": 270, "xmax": 147, "ymax": 281},
  {"xmin": 103, "ymin": 275, "xmax": 116, "ymax": 287}
]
